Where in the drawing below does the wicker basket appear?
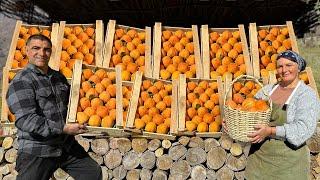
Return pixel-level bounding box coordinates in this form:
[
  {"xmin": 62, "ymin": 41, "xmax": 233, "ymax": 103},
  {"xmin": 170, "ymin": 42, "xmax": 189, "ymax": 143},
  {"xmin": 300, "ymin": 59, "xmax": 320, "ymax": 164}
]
[{"xmin": 224, "ymin": 75, "xmax": 272, "ymax": 142}]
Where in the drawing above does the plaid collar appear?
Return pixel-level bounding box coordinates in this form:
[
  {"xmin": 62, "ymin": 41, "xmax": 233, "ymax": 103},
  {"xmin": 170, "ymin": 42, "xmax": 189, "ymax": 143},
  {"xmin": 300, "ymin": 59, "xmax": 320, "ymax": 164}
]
[{"xmin": 26, "ymin": 63, "xmax": 55, "ymax": 77}]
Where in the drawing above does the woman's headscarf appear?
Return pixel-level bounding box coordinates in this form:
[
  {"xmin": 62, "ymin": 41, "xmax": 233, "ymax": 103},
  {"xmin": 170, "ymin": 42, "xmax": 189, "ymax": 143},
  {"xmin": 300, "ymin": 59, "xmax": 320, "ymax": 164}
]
[{"xmin": 277, "ymin": 50, "xmax": 307, "ymax": 71}]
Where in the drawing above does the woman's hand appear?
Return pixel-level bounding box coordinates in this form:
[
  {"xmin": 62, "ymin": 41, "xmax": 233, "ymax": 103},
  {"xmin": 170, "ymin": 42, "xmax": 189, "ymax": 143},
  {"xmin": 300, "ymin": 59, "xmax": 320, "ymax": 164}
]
[{"xmin": 247, "ymin": 124, "xmax": 274, "ymax": 143}]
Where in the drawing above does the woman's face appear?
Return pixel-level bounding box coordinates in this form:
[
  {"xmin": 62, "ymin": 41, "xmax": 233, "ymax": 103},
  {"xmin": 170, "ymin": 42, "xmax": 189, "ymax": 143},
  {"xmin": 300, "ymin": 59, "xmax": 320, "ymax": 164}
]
[{"xmin": 276, "ymin": 57, "xmax": 299, "ymax": 84}]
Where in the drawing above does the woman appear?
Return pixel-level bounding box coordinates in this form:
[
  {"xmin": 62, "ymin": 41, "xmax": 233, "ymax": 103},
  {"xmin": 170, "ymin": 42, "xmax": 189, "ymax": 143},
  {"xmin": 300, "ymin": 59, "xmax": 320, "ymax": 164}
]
[{"xmin": 244, "ymin": 50, "xmax": 320, "ymax": 179}]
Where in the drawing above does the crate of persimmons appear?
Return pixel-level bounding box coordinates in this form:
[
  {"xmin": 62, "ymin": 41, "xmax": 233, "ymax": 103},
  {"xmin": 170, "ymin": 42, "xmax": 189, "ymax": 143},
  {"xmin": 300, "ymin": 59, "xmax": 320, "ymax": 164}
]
[
  {"xmin": 125, "ymin": 71, "xmax": 179, "ymax": 140},
  {"xmin": 177, "ymin": 74, "xmax": 225, "ymax": 138},
  {"xmin": 66, "ymin": 60, "xmax": 132, "ymax": 137},
  {"xmin": 224, "ymin": 75, "xmax": 271, "ymax": 142}
]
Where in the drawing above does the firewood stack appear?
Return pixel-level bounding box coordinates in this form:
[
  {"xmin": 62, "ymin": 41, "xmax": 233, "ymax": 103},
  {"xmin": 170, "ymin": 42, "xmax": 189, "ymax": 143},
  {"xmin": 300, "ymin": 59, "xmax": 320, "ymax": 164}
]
[{"xmin": 0, "ymin": 129, "xmax": 319, "ymax": 180}]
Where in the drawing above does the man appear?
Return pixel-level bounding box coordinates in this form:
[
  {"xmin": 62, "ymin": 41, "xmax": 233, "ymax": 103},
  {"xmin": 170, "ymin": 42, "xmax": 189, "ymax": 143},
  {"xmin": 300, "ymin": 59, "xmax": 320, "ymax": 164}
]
[{"xmin": 6, "ymin": 34, "xmax": 102, "ymax": 180}]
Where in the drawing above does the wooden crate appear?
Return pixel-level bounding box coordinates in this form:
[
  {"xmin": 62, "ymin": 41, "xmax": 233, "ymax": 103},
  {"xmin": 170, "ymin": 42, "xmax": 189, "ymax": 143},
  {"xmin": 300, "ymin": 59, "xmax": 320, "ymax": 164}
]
[
  {"xmin": 5, "ymin": 20, "xmax": 59, "ymax": 70},
  {"xmin": 177, "ymin": 74, "xmax": 224, "ymax": 138},
  {"xmin": 66, "ymin": 60, "xmax": 130, "ymax": 137},
  {"xmin": 125, "ymin": 72, "xmax": 178, "ymax": 140},
  {"xmin": 201, "ymin": 25, "xmax": 252, "ymax": 80},
  {"xmin": 249, "ymin": 21, "xmax": 299, "ymax": 79},
  {"xmin": 152, "ymin": 23, "xmax": 202, "ymax": 80},
  {"xmin": 102, "ymin": 20, "xmax": 152, "ymax": 78},
  {"xmin": 1, "ymin": 68, "xmax": 21, "ymax": 126},
  {"xmin": 54, "ymin": 20, "xmax": 104, "ymax": 79}
]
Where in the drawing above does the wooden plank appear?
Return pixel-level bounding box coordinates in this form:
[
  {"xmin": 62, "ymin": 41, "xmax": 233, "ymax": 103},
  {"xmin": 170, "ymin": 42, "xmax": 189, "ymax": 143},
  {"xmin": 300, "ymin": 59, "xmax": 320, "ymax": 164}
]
[
  {"xmin": 217, "ymin": 76, "xmax": 225, "ymax": 118},
  {"xmin": 152, "ymin": 22, "xmax": 162, "ymax": 79},
  {"xmin": 196, "ymin": 132, "xmax": 222, "ymax": 138},
  {"xmin": 268, "ymin": 70, "xmax": 277, "ymax": 84},
  {"xmin": 305, "ymin": 67, "xmax": 319, "ymax": 98},
  {"xmin": 239, "ymin": 24, "xmax": 253, "ymax": 76},
  {"xmin": 170, "ymin": 79, "xmax": 179, "ymax": 134},
  {"xmin": 132, "ymin": 132, "xmax": 176, "ymax": 141},
  {"xmin": 95, "ymin": 20, "xmax": 104, "ymax": 67},
  {"xmin": 144, "ymin": 26, "xmax": 152, "ymax": 78},
  {"xmin": 249, "ymin": 23, "xmax": 260, "ymax": 79},
  {"xmin": 66, "ymin": 60, "xmax": 82, "ymax": 123},
  {"xmin": 126, "ymin": 71, "xmax": 143, "ymax": 128},
  {"xmin": 53, "ymin": 21, "xmax": 65, "ymax": 71},
  {"xmin": 178, "ymin": 74, "xmax": 187, "ymax": 131},
  {"xmin": 1, "ymin": 68, "xmax": 10, "ymax": 123},
  {"xmin": 48, "ymin": 23, "xmax": 60, "ymax": 71},
  {"xmin": 192, "ymin": 25, "xmax": 202, "ymax": 79},
  {"xmin": 225, "ymin": 73, "xmax": 233, "ymax": 100},
  {"xmin": 5, "ymin": 21, "xmax": 22, "ymax": 69},
  {"xmin": 102, "ymin": 20, "xmax": 115, "ymax": 68},
  {"xmin": 115, "ymin": 65, "xmax": 124, "ymax": 127},
  {"xmin": 286, "ymin": 21, "xmax": 299, "ymax": 54},
  {"xmin": 85, "ymin": 127, "xmax": 130, "ymax": 137},
  {"xmin": 201, "ymin": 25, "xmax": 210, "ymax": 79},
  {"xmin": 262, "ymin": 75, "xmax": 269, "ymax": 85}
]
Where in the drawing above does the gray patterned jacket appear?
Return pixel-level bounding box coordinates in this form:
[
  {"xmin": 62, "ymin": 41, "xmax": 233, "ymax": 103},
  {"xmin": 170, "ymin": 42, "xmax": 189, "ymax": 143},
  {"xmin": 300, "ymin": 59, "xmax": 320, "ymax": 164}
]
[{"xmin": 255, "ymin": 81, "xmax": 320, "ymax": 147}]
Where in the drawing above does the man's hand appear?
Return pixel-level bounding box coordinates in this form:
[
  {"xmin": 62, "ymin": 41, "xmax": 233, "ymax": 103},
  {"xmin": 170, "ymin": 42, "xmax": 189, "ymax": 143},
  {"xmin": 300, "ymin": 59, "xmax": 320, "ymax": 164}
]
[
  {"xmin": 247, "ymin": 124, "xmax": 274, "ymax": 143},
  {"xmin": 63, "ymin": 123, "xmax": 87, "ymax": 135}
]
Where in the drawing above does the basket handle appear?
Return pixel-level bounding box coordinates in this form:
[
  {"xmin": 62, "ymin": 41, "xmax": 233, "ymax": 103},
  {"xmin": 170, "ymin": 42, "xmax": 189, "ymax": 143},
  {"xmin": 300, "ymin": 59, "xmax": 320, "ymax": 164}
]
[{"xmin": 223, "ymin": 75, "xmax": 270, "ymax": 106}]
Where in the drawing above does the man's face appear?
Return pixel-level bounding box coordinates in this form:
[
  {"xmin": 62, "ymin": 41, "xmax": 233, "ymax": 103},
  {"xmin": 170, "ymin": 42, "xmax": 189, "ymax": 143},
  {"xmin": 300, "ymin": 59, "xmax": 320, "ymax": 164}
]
[{"xmin": 26, "ymin": 39, "xmax": 52, "ymax": 69}]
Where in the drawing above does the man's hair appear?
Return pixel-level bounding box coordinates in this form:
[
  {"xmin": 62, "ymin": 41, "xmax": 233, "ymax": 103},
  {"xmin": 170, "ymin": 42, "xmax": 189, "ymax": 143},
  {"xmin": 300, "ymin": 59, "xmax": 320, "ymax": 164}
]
[{"xmin": 26, "ymin": 34, "xmax": 52, "ymax": 48}]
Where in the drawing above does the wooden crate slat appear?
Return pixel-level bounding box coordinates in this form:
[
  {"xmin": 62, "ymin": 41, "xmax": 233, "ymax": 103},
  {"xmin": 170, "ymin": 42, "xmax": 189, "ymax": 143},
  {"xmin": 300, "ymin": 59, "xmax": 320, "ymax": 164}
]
[
  {"xmin": 1, "ymin": 68, "xmax": 10, "ymax": 123},
  {"xmin": 66, "ymin": 59, "xmax": 82, "ymax": 122},
  {"xmin": 239, "ymin": 24, "xmax": 253, "ymax": 76},
  {"xmin": 170, "ymin": 79, "xmax": 179, "ymax": 134},
  {"xmin": 85, "ymin": 127, "xmax": 130, "ymax": 137},
  {"xmin": 132, "ymin": 132, "xmax": 176, "ymax": 141},
  {"xmin": 196, "ymin": 132, "xmax": 222, "ymax": 138},
  {"xmin": 102, "ymin": 20, "xmax": 115, "ymax": 68},
  {"xmin": 152, "ymin": 22, "xmax": 162, "ymax": 79},
  {"xmin": 192, "ymin": 25, "xmax": 202, "ymax": 78},
  {"xmin": 95, "ymin": 20, "xmax": 104, "ymax": 67},
  {"xmin": 249, "ymin": 23, "xmax": 260, "ymax": 79},
  {"xmin": 115, "ymin": 65, "xmax": 124, "ymax": 127},
  {"xmin": 286, "ymin": 21, "xmax": 299, "ymax": 53},
  {"xmin": 217, "ymin": 76, "xmax": 224, "ymax": 118},
  {"xmin": 225, "ymin": 73, "xmax": 233, "ymax": 101},
  {"xmin": 48, "ymin": 23, "xmax": 60, "ymax": 71},
  {"xmin": 144, "ymin": 26, "xmax": 153, "ymax": 78},
  {"xmin": 5, "ymin": 21, "xmax": 22, "ymax": 69},
  {"xmin": 126, "ymin": 71, "xmax": 143, "ymax": 128},
  {"xmin": 178, "ymin": 74, "xmax": 187, "ymax": 132},
  {"xmin": 305, "ymin": 67, "xmax": 319, "ymax": 98},
  {"xmin": 201, "ymin": 25, "xmax": 210, "ymax": 79},
  {"xmin": 268, "ymin": 71, "xmax": 277, "ymax": 85}
]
